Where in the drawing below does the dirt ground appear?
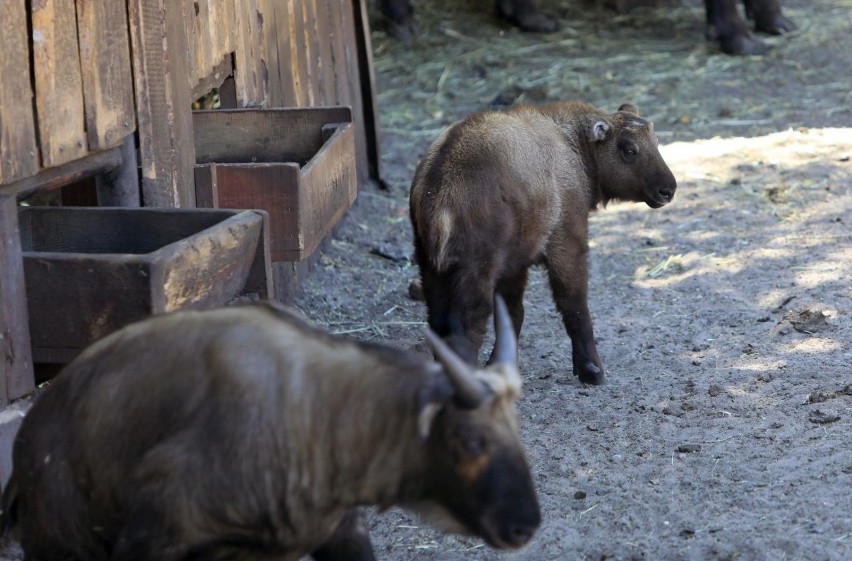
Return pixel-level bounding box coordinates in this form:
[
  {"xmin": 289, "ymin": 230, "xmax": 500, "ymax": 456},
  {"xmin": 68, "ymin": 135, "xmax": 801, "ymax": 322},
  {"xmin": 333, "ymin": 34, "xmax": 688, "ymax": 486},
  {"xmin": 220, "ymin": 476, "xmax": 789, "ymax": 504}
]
[{"xmin": 292, "ymin": 1, "xmax": 852, "ymax": 559}]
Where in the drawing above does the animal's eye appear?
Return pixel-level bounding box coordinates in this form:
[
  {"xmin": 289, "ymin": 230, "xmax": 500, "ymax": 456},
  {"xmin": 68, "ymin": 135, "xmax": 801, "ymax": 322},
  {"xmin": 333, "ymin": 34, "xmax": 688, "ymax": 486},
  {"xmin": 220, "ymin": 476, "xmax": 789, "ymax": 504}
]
[
  {"xmin": 462, "ymin": 434, "xmax": 487, "ymax": 456},
  {"xmin": 452, "ymin": 427, "xmax": 488, "ymax": 459},
  {"xmin": 624, "ymin": 148, "xmax": 636, "ymax": 157}
]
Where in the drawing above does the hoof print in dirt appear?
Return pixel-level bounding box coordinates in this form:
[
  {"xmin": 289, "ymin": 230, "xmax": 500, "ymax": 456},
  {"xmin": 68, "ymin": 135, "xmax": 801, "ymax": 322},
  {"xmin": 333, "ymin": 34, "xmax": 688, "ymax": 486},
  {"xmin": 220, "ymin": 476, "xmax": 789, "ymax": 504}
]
[
  {"xmin": 807, "ymin": 410, "xmax": 840, "ymax": 425},
  {"xmin": 786, "ymin": 309, "xmax": 834, "ymax": 334}
]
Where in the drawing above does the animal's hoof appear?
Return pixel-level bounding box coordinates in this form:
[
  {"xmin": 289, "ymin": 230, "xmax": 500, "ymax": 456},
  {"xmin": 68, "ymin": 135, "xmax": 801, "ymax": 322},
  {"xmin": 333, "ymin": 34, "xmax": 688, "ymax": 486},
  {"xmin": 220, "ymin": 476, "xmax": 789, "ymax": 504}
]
[
  {"xmin": 720, "ymin": 33, "xmax": 768, "ymax": 56},
  {"xmin": 516, "ymin": 13, "xmax": 559, "ymax": 33},
  {"xmin": 408, "ymin": 278, "xmax": 425, "ymax": 301},
  {"xmin": 575, "ymin": 362, "xmax": 605, "ymax": 385},
  {"xmin": 757, "ymin": 15, "xmax": 796, "ymax": 35}
]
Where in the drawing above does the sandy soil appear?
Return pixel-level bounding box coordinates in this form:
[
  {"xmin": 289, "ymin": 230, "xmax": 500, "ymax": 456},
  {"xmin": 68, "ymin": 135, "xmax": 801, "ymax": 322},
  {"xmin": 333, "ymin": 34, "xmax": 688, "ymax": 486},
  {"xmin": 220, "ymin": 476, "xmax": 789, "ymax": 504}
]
[{"xmin": 291, "ymin": 1, "xmax": 852, "ymax": 559}]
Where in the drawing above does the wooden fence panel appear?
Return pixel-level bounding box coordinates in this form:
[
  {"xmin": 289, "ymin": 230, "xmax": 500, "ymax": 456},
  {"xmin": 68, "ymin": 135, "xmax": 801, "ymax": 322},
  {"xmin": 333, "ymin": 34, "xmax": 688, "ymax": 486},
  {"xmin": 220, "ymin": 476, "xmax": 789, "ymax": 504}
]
[
  {"xmin": 233, "ymin": 0, "xmax": 262, "ymax": 105},
  {"xmin": 192, "ymin": 0, "xmax": 211, "ymax": 85},
  {"xmin": 328, "ymin": 0, "xmax": 350, "ymax": 107},
  {"xmin": 269, "ymin": 0, "xmax": 296, "ymax": 107},
  {"xmin": 31, "ymin": 0, "xmax": 88, "ymax": 168},
  {"xmin": 257, "ymin": 0, "xmax": 283, "ymax": 107},
  {"xmin": 0, "ymin": 0, "xmax": 39, "ymax": 184},
  {"xmin": 76, "ymin": 0, "xmax": 136, "ymax": 150},
  {"xmin": 312, "ymin": 0, "xmax": 335, "ymax": 106}
]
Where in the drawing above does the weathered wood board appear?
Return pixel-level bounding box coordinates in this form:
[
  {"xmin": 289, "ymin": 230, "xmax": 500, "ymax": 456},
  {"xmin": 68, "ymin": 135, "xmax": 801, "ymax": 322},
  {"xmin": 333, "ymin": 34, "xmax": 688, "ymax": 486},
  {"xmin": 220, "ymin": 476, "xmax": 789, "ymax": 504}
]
[
  {"xmin": 31, "ymin": 0, "xmax": 88, "ymax": 167},
  {"xmin": 128, "ymin": 0, "xmax": 196, "ymax": 207},
  {"xmin": 0, "ymin": 0, "xmax": 39, "ymax": 184},
  {"xmin": 76, "ymin": 0, "xmax": 136, "ymax": 150}
]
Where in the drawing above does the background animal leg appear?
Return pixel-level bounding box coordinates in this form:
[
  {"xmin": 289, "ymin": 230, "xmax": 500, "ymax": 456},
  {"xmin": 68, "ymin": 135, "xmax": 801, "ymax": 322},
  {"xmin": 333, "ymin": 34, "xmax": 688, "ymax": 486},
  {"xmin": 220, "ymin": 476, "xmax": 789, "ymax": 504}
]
[
  {"xmin": 743, "ymin": 0, "xmax": 796, "ymax": 34},
  {"xmin": 494, "ymin": 0, "xmax": 559, "ymax": 32},
  {"xmin": 311, "ymin": 509, "xmax": 376, "ymax": 561},
  {"xmin": 110, "ymin": 503, "xmax": 185, "ymax": 561},
  {"xmin": 379, "ymin": 0, "xmax": 416, "ymax": 42},
  {"xmin": 488, "ymin": 269, "xmax": 528, "ymax": 365},
  {"xmin": 547, "ymin": 267, "xmax": 605, "ymax": 385},
  {"xmin": 705, "ymin": 0, "xmax": 767, "ymax": 55}
]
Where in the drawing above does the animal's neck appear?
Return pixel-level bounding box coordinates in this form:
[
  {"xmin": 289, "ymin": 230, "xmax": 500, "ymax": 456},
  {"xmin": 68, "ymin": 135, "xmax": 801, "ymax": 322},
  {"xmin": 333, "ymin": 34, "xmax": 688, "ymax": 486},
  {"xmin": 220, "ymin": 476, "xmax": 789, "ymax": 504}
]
[
  {"xmin": 537, "ymin": 104, "xmax": 606, "ymax": 210},
  {"xmin": 300, "ymin": 364, "xmax": 430, "ymax": 509},
  {"xmin": 575, "ymin": 131, "xmax": 604, "ymax": 209}
]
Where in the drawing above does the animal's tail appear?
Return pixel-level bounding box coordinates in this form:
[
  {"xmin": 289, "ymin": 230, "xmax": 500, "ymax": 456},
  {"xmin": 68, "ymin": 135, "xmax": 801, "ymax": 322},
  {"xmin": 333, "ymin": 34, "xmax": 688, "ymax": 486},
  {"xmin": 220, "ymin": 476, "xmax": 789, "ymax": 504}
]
[{"xmin": 0, "ymin": 472, "xmax": 19, "ymax": 536}]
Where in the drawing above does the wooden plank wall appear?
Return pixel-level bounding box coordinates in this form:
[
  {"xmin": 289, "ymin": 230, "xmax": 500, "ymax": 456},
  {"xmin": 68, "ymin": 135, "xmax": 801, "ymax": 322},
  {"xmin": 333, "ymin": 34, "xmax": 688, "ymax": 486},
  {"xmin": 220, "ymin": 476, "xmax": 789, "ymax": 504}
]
[
  {"xmin": 129, "ymin": 0, "xmax": 376, "ymax": 207},
  {"xmin": 0, "ymin": 0, "xmax": 136, "ymax": 187},
  {"xmin": 184, "ymin": 0, "xmax": 372, "ymax": 185},
  {"xmin": 186, "ymin": 0, "xmax": 237, "ymax": 90}
]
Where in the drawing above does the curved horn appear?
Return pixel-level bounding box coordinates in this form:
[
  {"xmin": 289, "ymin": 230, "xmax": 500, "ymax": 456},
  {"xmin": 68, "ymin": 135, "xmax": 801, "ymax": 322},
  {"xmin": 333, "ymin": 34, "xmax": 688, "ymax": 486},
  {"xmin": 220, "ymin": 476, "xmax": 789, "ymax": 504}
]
[
  {"xmin": 424, "ymin": 328, "xmax": 490, "ymax": 409},
  {"xmin": 490, "ymin": 294, "xmax": 518, "ymax": 366}
]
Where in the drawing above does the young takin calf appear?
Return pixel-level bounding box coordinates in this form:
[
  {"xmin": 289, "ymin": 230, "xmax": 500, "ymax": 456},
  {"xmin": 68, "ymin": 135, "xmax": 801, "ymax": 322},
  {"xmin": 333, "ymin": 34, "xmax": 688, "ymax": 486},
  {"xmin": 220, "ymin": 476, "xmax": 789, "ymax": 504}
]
[{"xmin": 410, "ymin": 101, "xmax": 677, "ymax": 385}]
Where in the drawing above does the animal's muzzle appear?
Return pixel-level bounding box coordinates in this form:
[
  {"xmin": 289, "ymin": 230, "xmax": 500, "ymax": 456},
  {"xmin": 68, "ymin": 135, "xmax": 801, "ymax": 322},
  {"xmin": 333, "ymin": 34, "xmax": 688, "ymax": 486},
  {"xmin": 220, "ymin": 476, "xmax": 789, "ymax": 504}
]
[
  {"xmin": 499, "ymin": 520, "xmax": 538, "ymax": 549},
  {"xmin": 645, "ymin": 176, "xmax": 677, "ymax": 208}
]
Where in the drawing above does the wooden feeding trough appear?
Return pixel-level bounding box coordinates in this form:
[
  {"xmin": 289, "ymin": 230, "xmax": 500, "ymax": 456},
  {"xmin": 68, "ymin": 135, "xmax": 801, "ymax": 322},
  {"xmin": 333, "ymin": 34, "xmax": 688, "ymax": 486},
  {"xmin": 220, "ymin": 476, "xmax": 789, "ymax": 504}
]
[
  {"xmin": 193, "ymin": 106, "xmax": 357, "ymax": 263},
  {"xmin": 19, "ymin": 207, "xmax": 273, "ymax": 365}
]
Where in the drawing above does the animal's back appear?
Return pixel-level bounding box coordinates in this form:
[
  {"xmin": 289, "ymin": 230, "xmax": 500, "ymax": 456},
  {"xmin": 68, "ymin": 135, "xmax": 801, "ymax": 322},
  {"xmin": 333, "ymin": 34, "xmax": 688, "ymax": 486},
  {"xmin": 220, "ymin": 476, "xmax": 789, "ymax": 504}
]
[
  {"xmin": 6, "ymin": 304, "xmax": 368, "ymax": 559},
  {"xmin": 410, "ymin": 108, "xmax": 576, "ymax": 272}
]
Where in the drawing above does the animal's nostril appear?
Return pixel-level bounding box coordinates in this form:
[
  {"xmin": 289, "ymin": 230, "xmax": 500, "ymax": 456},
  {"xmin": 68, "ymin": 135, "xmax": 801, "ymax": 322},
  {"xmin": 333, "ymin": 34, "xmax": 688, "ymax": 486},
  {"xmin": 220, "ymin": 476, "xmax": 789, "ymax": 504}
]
[
  {"xmin": 659, "ymin": 188, "xmax": 673, "ymax": 200},
  {"xmin": 507, "ymin": 523, "xmax": 535, "ymax": 546}
]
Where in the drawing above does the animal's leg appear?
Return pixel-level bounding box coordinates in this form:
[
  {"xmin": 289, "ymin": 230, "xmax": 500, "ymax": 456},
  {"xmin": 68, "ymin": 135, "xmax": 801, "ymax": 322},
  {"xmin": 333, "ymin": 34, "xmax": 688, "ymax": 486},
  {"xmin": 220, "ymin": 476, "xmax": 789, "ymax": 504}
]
[
  {"xmin": 705, "ymin": 0, "xmax": 767, "ymax": 55},
  {"xmin": 488, "ymin": 269, "xmax": 528, "ymax": 365},
  {"xmin": 311, "ymin": 509, "xmax": 376, "ymax": 561},
  {"xmin": 545, "ymin": 248, "xmax": 605, "ymax": 386},
  {"xmin": 445, "ymin": 262, "xmax": 499, "ymax": 366},
  {"xmin": 495, "ymin": 0, "xmax": 559, "ymax": 32},
  {"xmin": 379, "ymin": 0, "xmax": 416, "ymax": 42},
  {"xmin": 110, "ymin": 503, "xmax": 185, "ymax": 561},
  {"xmin": 742, "ymin": 0, "xmax": 796, "ymax": 34}
]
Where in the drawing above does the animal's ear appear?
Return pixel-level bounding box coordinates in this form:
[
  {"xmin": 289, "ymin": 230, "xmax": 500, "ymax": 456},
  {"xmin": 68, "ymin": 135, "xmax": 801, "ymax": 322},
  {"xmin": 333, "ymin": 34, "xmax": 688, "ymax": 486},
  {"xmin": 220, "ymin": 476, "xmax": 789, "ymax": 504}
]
[
  {"xmin": 618, "ymin": 103, "xmax": 640, "ymax": 115},
  {"xmin": 416, "ymin": 373, "xmax": 453, "ymax": 441},
  {"xmin": 588, "ymin": 120, "xmax": 610, "ymax": 143}
]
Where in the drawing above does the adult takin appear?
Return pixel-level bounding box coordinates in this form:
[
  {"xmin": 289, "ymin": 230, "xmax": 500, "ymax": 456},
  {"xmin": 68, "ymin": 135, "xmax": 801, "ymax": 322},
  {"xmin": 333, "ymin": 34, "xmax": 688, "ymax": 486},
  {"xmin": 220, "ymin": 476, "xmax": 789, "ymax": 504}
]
[
  {"xmin": 409, "ymin": 101, "xmax": 677, "ymax": 385},
  {"xmin": 1, "ymin": 300, "xmax": 540, "ymax": 561}
]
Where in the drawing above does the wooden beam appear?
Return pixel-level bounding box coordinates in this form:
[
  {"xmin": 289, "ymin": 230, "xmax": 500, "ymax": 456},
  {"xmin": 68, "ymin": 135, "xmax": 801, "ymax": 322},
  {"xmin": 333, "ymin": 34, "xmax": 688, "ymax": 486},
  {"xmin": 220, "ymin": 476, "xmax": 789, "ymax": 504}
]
[
  {"xmin": 353, "ymin": 0, "xmax": 383, "ymax": 184},
  {"xmin": 1, "ymin": 145, "xmax": 122, "ymax": 202},
  {"xmin": 0, "ymin": 0, "xmax": 39, "ymax": 184},
  {"xmin": 96, "ymin": 134, "xmax": 141, "ymax": 207}
]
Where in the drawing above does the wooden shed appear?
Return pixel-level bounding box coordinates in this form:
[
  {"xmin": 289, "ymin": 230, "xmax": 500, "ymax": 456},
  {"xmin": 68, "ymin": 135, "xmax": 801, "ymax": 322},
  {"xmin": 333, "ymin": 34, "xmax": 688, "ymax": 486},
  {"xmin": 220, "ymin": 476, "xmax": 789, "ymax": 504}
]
[{"xmin": 0, "ymin": 0, "xmax": 381, "ymax": 478}]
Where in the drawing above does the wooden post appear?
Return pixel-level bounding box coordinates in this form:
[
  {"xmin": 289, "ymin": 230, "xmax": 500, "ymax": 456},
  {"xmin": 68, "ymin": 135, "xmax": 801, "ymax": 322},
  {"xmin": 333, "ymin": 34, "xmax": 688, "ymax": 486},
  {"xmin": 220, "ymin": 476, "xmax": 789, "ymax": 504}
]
[
  {"xmin": 96, "ymin": 134, "xmax": 141, "ymax": 207},
  {"xmin": 353, "ymin": 0, "xmax": 383, "ymax": 185},
  {"xmin": 0, "ymin": 195, "xmax": 35, "ymax": 405}
]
